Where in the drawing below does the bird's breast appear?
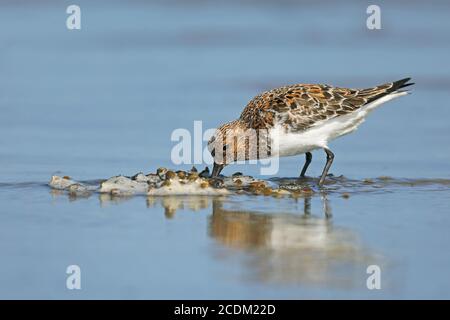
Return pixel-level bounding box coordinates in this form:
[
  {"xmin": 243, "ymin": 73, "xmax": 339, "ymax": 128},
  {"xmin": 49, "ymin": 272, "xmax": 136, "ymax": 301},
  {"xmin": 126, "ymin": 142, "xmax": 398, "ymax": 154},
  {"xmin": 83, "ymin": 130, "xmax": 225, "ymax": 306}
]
[{"xmin": 268, "ymin": 127, "xmax": 325, "ymax": 157}]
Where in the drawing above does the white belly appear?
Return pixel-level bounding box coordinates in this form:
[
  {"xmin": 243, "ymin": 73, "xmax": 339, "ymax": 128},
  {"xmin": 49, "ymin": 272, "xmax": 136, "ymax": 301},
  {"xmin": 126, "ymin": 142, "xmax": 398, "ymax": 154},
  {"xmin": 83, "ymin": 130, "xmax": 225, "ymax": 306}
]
[{"xmin": 269, "ymin": 92, "xmax": 407, "ymax": 157}]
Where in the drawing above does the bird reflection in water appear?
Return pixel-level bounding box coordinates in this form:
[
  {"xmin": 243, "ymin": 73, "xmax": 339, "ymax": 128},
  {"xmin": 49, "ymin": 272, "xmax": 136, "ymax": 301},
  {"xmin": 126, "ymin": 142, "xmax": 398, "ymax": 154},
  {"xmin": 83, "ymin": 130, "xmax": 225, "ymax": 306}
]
[
  {"xmin": 208, "ymin": 195, "xmax": 381, "ymax": 288},
  {"xmin": 145, "ymin": 193, "xmax": 382, "ymax": 288}
]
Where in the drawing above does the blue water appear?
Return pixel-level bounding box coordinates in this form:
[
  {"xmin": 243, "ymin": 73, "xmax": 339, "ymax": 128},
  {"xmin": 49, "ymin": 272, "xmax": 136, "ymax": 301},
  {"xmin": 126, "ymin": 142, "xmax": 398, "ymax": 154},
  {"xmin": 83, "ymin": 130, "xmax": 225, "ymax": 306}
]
[{"xmin": 1, "ymin": 0, "xmax": 450, "ymax": 299}]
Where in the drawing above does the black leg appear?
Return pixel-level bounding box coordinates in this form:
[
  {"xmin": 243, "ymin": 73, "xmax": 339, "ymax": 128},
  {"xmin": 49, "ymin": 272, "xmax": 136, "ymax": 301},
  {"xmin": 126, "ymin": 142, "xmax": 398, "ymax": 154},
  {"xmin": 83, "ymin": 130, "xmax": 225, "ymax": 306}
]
[
  {"xmin": 300, "ymin": 152, "xmax": 312, "ymax": 177},
  {"xmin": 211, "ymin": 163, "xmax": 224, "ymax": 178},
  {"xmin": 318, "ymin": 148, "xmax": 334, "ymax": 186}
]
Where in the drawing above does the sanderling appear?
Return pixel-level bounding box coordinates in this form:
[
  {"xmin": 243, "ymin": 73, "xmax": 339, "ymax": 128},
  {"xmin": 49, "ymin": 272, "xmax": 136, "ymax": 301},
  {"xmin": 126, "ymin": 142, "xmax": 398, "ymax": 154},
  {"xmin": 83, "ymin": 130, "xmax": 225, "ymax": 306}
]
[{"xmin": 208, "ymin": 78, "xmax": 414, "ymax": 185}]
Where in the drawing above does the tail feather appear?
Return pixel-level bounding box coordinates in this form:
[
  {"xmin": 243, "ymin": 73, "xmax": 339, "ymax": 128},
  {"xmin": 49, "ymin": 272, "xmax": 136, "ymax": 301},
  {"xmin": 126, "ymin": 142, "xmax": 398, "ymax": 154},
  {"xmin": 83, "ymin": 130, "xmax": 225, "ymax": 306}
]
[
  {"xmin": 390, "ymin": 77, "xmax": 414, "ymax": 91},
  {"xmin": 365, "ymin": 77, "xmax": 414, "ymax": 104}
]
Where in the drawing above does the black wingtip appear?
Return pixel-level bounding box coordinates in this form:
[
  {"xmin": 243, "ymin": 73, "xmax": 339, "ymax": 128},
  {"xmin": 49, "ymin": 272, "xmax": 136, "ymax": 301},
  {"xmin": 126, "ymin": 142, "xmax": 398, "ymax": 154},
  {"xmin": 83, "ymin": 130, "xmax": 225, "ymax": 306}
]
[
  {"xmin": 392, "ymin": 77, "xmax": 414, "ymax": 91},
  {"xmin": 366, "ymin": 78, "xmax": 414, "ymax": 104}
]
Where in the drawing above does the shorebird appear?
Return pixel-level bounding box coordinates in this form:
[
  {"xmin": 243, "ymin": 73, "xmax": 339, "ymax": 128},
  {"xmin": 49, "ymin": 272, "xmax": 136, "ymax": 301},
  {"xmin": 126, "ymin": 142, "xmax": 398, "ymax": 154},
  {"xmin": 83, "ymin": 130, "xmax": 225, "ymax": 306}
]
[{"xmin": 208, "ymin": 78, "xmax": 413, "ymax": 185}]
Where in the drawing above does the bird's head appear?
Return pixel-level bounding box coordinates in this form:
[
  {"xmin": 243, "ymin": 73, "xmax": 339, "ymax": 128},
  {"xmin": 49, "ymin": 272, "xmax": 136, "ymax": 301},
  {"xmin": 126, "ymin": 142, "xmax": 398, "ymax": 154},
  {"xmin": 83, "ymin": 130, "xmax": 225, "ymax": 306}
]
[
  {"xmin": 207, "ymin": 119, "xmax": 248, "ymax": 177},
  {"xmin": 208, "ymin": 119, "xmax": 270, "ymax": 178}
]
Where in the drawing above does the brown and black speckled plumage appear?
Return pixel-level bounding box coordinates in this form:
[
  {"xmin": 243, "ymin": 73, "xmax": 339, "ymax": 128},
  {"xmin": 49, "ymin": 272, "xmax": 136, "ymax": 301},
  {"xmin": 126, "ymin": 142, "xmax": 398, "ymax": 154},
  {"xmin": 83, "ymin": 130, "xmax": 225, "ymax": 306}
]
[{"xmin": 239, "ymin": 78, "xmax": 413, "ymax": 132}]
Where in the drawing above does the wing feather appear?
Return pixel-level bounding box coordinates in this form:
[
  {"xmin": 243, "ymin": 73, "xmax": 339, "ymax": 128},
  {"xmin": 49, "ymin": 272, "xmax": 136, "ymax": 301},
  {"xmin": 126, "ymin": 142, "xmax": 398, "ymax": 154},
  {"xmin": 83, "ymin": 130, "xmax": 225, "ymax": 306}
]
[{"xmin": 239, "ymin": 78, "xmax": 413, "ymax": 132}]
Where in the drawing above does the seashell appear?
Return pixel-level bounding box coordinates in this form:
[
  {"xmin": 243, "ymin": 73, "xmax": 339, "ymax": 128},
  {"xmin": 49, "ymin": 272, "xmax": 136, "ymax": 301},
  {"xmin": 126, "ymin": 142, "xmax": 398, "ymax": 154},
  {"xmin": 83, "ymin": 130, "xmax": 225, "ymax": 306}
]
[
  {"xmin": 165, "ymin": 171, "xmax": 176, "ymax": 180},
  {"xmin": 199, "ymin": 167, "xmax": 210, "ymax": 178},
  {"xmin": 176, "ymin": 171, "xmax": 186, "ymax": 179},
  {"xmin": 68, "ymin": 184, "xmax": 89, "ymax": 195},
  {"xmin": 157, "ymin": 167, "xmax": 168, "ymax": 179},
  {"xmin": 234, "ymin": 179, "xmax": 243, "ymax": 186},
  {"xmin": 200, "ymin": 181, "xmax": 209, "ymax": 189},
  {"xmin": 188, "ymin": 172, "xmax": 199, "ymax": 181}
]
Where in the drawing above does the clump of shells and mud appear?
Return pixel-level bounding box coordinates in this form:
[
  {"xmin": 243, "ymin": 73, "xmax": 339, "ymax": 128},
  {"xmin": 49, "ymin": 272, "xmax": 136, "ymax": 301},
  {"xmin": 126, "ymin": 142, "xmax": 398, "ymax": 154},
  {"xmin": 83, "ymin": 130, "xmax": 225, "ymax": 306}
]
[{"xmin": 49, "ymin": 166, "xmax": 314, "ymax": 198}]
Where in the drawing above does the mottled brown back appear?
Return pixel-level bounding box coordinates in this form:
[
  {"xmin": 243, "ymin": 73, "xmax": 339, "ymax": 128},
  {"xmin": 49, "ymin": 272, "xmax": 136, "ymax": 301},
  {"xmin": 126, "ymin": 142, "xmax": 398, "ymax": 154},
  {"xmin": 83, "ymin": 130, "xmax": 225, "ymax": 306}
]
[{"xmin": 239, "ymin": 78, "xmax": 413, "ymax": 132}]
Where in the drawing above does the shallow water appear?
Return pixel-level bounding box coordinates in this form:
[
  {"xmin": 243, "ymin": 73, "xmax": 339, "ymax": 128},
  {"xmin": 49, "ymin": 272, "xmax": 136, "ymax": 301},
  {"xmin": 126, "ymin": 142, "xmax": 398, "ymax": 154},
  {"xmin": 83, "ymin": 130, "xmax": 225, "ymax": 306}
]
[{"xmin": 1, "ymin": 0, "xmax": 450, "ymax": 299}]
